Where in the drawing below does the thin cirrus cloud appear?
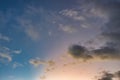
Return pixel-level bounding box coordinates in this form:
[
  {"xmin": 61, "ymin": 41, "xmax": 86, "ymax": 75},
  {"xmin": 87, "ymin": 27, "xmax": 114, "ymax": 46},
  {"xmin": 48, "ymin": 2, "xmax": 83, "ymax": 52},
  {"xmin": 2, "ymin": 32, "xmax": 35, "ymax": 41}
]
[
  {"xmin": 12, "ymin": 50, "xmax": 22, "ymax": 54},
  {"xmin": 0, "ymin": 33, "xmax": 10, "ymax": 42},
  {"xmin": 0, "ymin": 46, "xmax": 22, "ymax": 63},
  {"xmin": 17, "ymin": 4, "xmax": 105, "ymax": 41},
  {"xmin": 0, "ymin": 33, "xmax": 21, "ymax": 63},
  {"xmin": 13, "ymin": 62, "xmax": 24, "ymax": 69},
  {"xmin": 15, "ymin": 1, "xmax": 109, "ymax": 42},
  {"xmin": 59, "ymin": 4, "xmax": 108, "ymax": 29},
  {"xmin": 59, "ymin": 24, "xmax": 77, "ymax": 33},
  {"xmin": 59, "ymin": 9, "xmax": 85, "ymax": 21},
  {"xmin": 16, "ymin": 6, "xmax": 44, "ymax": 41}
]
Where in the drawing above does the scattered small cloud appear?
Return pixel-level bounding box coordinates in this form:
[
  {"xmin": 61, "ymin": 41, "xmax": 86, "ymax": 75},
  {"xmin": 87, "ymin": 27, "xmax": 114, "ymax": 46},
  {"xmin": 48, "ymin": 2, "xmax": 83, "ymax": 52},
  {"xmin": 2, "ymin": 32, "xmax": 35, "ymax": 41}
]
[
  {"xmin": 16, "ymin": 6, "xmax": 43, "ymax": 41},
  {"xmin": 0, "ymin": 53, "xmax": 12, "ymax": 62},
  {"xmin": 13, "ymin": 62, "xmax": 24, "ymax": 68},
  {"xmin": 0, "ymin": 46, "xmax": 21, "ymax": 63},
  {"xmin": 59, "ymin": 24, "xmax": 77, "ymax": 33},
  {"xmin": 47, "ymin": 60, "xmax": 55, "ymax": 67},
  {"xmin": 29, "ymin": 58, "xmax": 55, "ymax": 67},
  {"xmin": 60, "ymin": 9, "xmax": 85, "ymax": 21},
  {"xmin": 0, "ymin": 33, "xmax": 11, "ymax": 42},
  {"xmin": 13, "ymin": 50, "xmax": 22, "ymax": 54},
  {"xmin": 29, "ymin": 58, "xmax": 47, "ymax": 67},
  {"xmin": 25, "ymin": 26, "xmax": 40, "ymax": 41}
]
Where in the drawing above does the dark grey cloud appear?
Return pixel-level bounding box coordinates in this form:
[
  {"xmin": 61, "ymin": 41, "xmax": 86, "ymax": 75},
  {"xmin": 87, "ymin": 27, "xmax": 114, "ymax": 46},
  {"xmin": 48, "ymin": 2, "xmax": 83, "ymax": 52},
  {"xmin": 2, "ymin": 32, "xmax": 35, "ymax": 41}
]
[
  {"xmin": 92, "ymin": 46, "xmax": 120, "ymax": 60},
  {"xmin": 68, "ymin": 44, "xmax": 93, "ymax": 61},
  {"xmin": 98, "ymin": 72, "xmax": 114, "ymax": 80},
  {"xmin": 68, "ymin": 44, "xmax": 120, "ymax": 61},
  {"xmin": 97, "ymin": 71, "xmax": 120, "ymax": 80}
]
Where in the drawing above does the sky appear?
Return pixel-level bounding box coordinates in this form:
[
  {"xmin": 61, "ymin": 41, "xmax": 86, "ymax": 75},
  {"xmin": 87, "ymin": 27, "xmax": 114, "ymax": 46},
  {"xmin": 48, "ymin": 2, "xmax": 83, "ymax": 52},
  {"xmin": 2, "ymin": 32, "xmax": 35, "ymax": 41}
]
[{"xmin": 0, "ymin": 0, "xmax": 120, "ymax": 80}]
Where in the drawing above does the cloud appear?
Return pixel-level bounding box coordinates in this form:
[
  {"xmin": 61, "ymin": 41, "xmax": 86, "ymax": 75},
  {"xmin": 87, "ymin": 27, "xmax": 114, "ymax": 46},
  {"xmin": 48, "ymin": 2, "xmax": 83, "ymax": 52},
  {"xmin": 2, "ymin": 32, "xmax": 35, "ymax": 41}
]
[
  {"xmin": 25, "ymin": 26, "xmax": 40, "ymax": 41},
  {"xmin": 29, "ymin": 58, "xmax": 55, "ymax": 67},
  {"xmin": 13, "ymin": 50, "xmax": 22, "ymax": 54},
  {"xmin": 98, "ymin": 71, "xmax": 114, "ymax": 80},
  {"xmin": 17, "ymin": 6, "xmax": 66, "ymax": 41},
  {"xmin": 13, "ymin": 62, "xmax": 24, "ymax": 68},
  {"xmin": 97, "ymin": 71, "xmax": 120, "ymax": 80},
  {"xmin": 91, "ymin": 0, "xmax": 120, "ymax": 60},
  {"xmin": 0, "ymin": 46, "xmax": 21, "ymax": 63},
  {"xmin": 68, "ymin": 44, "xmax": 120, "ymax": 61},
  {"xmin": 47, "ymin": 60, "xmax": 55, "ymax": 67},
  {"xmin": 60, "ymin": 9, "xmax": 85, "ymax": 21},
  {"xmin": 59, "ymin": 2, "xmax": 108, "ymax": 29},
  {"xmin": 92, "ymin": 46, "xmax": 120, "ymax": 60},
  {"xmin": 17, "ymin": 17, "xmax": 41, "ymax": 41},
  {"xmin": 59, "ymin": 24, "xmax": 77, "ymax": 33},
  {"xmin": 92, "ymin": 0, "xmax": 120, "ymax": 43},
  {"xmin": 0, "ymin": 53, "xmax": 12, "ymax": 62},
  {"xmin": 29, "ymin": 59, "xmax": 47, "ymax": 67},
  {"xmin": 68, "ymin": 44, "xmax": 93, "ymax": 60},
  {"xmin": 16, "ymin": 6, "xmax": 44, "ymax": 41},
  {"xmin": 0, "ymin": 33, "xmax": 10, "ymax": 42},
  {"xmin": 67, "ymin": 0, "xmax": 120, "ymax": 61},
  {"xmin": 0, "ymin": 46, "xmax": 22, "ymax": 55}
]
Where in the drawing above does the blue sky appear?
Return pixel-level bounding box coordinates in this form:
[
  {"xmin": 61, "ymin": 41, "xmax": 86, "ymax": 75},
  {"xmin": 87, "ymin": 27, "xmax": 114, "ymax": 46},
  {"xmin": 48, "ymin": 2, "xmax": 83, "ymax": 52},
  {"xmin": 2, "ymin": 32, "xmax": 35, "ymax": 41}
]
[{"xmin": 0, "ymin": 0, "xmax": 120, "ymax": 80}]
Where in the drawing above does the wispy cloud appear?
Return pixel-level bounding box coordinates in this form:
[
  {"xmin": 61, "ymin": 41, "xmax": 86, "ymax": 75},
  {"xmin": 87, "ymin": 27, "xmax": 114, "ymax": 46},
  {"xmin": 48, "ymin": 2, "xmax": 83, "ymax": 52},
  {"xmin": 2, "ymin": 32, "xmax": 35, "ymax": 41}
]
[
  {"xmin": 13, "ymin": 62, "xmax": 24, "ymax": 68},
  {"xmin": 16, "ymin": 6, "xmax": 43, "ymax": 41},
  {"xmin": 59, "ymin": 6, "xmax": 108, "ymax": 29},
  {"xmin": 25, "ymin": 26, "xmax": 40, "ymax": 41},
  {"xmin": 0, "ymin": 33, "xmax": 10, "ymax": 42},
  {"xmin": 0, "ymin": 46, "xmax": 21, "ymax": 63},
  {"xmin": 12, "ymin": 50, "xmax": 22, "ymax": 54},
  {"xmin": 60, "ymin": 9, "xmax": 85, "ymax": 21},
  {"xmin": 59, "ymin": 24, "xmax": 77, "ymax": 33},
  {"xmin": 0, "ymin": 53, "xmax": 12, "ymax": 62}
]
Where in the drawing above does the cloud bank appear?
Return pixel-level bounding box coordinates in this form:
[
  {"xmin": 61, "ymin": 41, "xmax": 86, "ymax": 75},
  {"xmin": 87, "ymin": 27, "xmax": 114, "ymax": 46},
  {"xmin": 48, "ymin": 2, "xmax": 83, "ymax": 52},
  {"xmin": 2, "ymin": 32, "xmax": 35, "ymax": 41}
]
[{"xmin": 67, "ymin": 0, "xmax": 120, "ymax": 61}]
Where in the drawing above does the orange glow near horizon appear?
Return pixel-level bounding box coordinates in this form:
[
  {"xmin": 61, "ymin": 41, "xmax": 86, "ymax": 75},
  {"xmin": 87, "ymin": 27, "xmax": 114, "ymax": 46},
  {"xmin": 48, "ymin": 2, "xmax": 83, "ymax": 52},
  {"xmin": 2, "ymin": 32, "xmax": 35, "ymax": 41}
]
[{"xmin": 35, "ymin": 52, "xmax": 120, "ymax": 80}]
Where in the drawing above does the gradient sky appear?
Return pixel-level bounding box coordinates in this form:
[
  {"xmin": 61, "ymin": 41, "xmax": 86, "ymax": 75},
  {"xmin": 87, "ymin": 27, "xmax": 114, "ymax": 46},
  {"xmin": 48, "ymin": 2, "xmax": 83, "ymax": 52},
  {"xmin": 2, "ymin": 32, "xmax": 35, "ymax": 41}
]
[{"xmin": 0, "ymin": 0, "xmax": 120, "ymax": 80}]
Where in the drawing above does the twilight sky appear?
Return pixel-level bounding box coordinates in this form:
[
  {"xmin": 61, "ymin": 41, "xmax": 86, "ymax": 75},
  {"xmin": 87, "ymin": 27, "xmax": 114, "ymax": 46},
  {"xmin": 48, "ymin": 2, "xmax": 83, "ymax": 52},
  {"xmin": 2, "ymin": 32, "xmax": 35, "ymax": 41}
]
[{"xmin": 0, "ymin": 0, "xmax": 120, "ymax": 80}]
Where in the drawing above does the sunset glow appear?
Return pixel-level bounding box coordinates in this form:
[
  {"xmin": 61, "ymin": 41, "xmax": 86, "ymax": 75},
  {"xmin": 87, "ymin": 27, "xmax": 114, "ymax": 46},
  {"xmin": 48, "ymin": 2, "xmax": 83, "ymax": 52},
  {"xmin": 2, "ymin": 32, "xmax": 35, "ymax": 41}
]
[{"xmin": 0, "ymin": 0, "xmax": 120, "ymax": 80}]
